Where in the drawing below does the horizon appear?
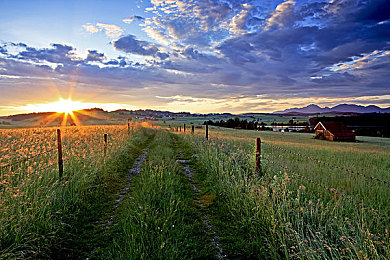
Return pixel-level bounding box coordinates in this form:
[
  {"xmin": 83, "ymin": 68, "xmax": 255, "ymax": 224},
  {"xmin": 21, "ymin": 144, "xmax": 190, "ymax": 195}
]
[
  {"xmin": 2, "ymin": 102, "xmax": 390, "ymax": 117},
  {"xmin": 1, "ymin": 0, "xmax": 390, "ymax": 116}
]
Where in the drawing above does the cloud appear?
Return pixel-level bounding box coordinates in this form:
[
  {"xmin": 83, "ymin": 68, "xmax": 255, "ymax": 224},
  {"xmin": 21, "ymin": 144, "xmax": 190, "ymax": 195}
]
[
  {"xmin": 15, "ymin": 43, "xmax": 79, "ymax": 65},
  {"xmin": 123, "ymin": 16, "xmax": 145, "ymax": 24},
  {"xmin": 265, "ymin": 0, "xmax": 299, "ymax": 30},
  {"xmin": 83, "ymin": 23, "xmax": 124, "ymax": 38},
  {"xmin": 113, "ymin": 34, "xmax": 169, "ymax": 59},
  {"xmin": 86, "ymin": 50, "xmax": 105, "ymax": 62},
  {"xmin": 96, "ymin": 23, "xmax": 124, "ymax": 38},
  {"xmin": 229, "ymin": 5, "xmax": 251, "ymax": 35},
  {"xmin": 82, "ymin": 24, "xmax": 101, "ymax": 33},
  {"xmin": 1, "ymin": 0, "xmax": 390, "ymax": 113},
  {"xmin": 141, "ymin": 0, "xmax": 238, "ymax": 47}
]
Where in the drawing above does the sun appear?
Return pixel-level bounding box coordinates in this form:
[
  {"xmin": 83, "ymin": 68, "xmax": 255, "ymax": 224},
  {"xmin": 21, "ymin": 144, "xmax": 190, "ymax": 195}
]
[
  {"xmin": 53, "ymin": 98, "xmax": 76, "ymax": 115},
  {"xmin": 40, "ymin": 97, "xmax": 89, "ymax": 126}
]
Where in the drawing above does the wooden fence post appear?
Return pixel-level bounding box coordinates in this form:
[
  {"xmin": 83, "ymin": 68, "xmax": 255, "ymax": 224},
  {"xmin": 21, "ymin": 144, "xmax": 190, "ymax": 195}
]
[
  {"xmin": 180, "ymin": 126, "xmax": 181, "ymax": 132},
  {"xmin": 192, "ymin": 125, "xmax": 194, "ymax": 134},
  {"xmin": 57, "ymin": 129, "xmax": 63, "ymax": 179},
  {"xmin": 184, "ymin": 124, "xmax": 186, "ymax": 132},
  {"xmin": 206, "ymin": 123, "xmax": 209, "ymax": 140},
  {"xmin": 127, "ymin": 120, "xmax": 130, "ymax": 134},
  {"xmin": 104, "ymin": 133, "xmax": 108, "ymax": 157},
  {"xmin": 255, "ymin": 137, "xmax": 261, "ymax": 175}
]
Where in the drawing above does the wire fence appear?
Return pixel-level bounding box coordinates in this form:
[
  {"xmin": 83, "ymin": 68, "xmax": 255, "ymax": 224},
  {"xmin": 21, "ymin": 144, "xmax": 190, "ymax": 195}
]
[
  {"xmin": 0, "ymin": 124, "xmax": 133, "ymax": 180},
  {"xmin": 3, "ymin": 125, "xmax": 388, "ymax": 222},
  {"xmin": 172, "ymin": 125, "xmax": 390, "ymax": 223}
]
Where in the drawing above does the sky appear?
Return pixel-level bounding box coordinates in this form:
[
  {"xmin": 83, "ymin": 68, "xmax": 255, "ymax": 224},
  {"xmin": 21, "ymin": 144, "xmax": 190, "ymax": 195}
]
[{"xmin": 0, "ymin": 0, "xmax": 389, "ymax": 116}]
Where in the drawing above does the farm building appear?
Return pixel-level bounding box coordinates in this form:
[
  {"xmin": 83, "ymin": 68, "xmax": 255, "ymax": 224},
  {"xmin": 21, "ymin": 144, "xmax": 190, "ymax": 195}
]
[{"xmin": 314, "ymin": 121, "xmax": 356, "ymax": 141}]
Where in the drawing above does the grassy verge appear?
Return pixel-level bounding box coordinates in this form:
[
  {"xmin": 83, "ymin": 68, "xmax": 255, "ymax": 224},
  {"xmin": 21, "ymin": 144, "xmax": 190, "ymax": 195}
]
[
  {"xmin": 0, "ymin": 127, "xmax": 154, "ymax": 259},
  {"xmin": 182, "ymin": 132, "xmax": 390, "ymax": 259},
  {"xmin": 181, "ymin": 134, "xmax": 280, "ymax": 259},
  {"xmin": 101, "ymin": 130, "xmax": 211, "ymax": 259}
]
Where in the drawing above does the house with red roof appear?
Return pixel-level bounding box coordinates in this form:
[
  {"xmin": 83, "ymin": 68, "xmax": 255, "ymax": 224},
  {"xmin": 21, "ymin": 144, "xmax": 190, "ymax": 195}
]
[{"xmin": 314, "ymin": 121, "xmax": 356, "ymax": 141}]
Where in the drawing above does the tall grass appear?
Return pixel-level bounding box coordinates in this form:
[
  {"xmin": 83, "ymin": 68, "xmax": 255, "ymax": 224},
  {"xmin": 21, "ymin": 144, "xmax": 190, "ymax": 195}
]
[
  {"xmin": 0, "ymin": 125, "xmax": 152, "ymax": 258},
  {"xmin": 182, "ymin": 131, "xmax": 390, "ymax": 259},
  {"xmin": 2, "ymin": 125, "xmax": 389, "ymax": 259}
]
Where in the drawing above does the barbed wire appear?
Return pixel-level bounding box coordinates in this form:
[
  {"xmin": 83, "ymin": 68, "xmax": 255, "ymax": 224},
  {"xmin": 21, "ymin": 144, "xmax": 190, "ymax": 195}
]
[{"xmin": 264, "ymin": 142, "xmax": 389, "ymax": 186}]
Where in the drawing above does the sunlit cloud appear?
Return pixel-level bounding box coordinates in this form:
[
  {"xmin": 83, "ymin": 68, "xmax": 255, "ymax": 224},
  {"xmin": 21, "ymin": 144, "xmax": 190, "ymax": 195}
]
[
  {"xmin": 156, "ymin": 94, "xmax": 390, "ymax": 113},
  {"xmin": 10, "ymin": 99, "xmax": 138, "ymax": 114},
  {"xmin": 123, "ymin": 16, "xmax": 144, "ymax": 24},
  {"xmin": 327, "ymin": 50, "xmax": 390, "ymax": 72},
  {"xmin": 82, "ymin": 23, "xmax": 124, "ymax": 38},
  {"xmin": 264, "ymin": 0, "xmax": 298, "ymax": 30},
  {"xmin": 82, "ymin": 24, "xmax": 101, "ymax": 33}
]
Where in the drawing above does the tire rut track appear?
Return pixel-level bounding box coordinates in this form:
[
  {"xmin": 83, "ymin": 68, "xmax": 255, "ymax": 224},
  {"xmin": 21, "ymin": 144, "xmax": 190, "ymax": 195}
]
[
  {"xmin": 86, "ymin": 148, "xmax": 149, "ymax": 259},
  {"xmin": 175, "ymin": 140, "xmax": 227, "ymax": 259}
]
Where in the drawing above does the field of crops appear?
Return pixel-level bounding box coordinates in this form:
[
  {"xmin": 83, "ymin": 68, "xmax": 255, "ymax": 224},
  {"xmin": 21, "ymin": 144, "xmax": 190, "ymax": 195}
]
[{"xmin": 1, "ymin": 123, "xmax": 389, "ymax": 259}]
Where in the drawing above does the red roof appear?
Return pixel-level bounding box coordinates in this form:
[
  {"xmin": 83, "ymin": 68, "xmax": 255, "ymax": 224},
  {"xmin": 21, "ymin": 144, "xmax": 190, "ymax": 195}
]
[{"xmin": 315, "ymin": 121, "xmax": 356, "ymax": 137}]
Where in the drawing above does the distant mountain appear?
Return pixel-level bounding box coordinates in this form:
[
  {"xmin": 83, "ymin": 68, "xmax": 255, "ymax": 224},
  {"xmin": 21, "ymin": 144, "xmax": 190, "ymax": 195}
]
[{"xmin": 274, "ymin": 104, "xmax": 390, "ymax": 114}]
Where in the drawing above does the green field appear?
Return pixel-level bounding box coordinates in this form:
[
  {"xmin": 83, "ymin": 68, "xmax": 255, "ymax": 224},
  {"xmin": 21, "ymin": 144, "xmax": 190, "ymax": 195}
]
[{"xmin": 1, "ymin": 124, "xmax": 389, "ymax": 259}]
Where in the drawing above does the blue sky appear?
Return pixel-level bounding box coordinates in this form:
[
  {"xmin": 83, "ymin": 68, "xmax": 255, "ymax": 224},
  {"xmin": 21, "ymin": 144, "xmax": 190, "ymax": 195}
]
[{"xmin": 0, "ymin": 0, "xmax": 389, "ymax": 115}]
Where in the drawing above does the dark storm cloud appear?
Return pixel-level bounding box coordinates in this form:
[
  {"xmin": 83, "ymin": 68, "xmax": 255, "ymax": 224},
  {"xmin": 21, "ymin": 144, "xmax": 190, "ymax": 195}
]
[{"xmin": 212, "ymin": 0, "xmax": 390, "ymax": 96}]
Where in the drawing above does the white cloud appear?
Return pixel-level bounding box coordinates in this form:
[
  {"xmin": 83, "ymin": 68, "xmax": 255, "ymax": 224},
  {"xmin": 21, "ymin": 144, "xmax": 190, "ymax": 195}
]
[
  {"xmin": 96, "ymin": 23, "xmax": 124, "ymax": 38},
  {"xmin": 123, "ymin": 16, "xmax": 145, "ymax": 24},
  {"xmin": 82, "ymin": 24, "xmax": 101, "ymax": 33},
  {"xmin": 82, "ymin": 23, "xmax": 124, "ymax": 38},
  {"xmin": 265, "ymin": 0, "xmax": 298, "ymax": 30},
  {"xmin": 229, "ymin": 5, "xmax": 251, "ymax": 35}
]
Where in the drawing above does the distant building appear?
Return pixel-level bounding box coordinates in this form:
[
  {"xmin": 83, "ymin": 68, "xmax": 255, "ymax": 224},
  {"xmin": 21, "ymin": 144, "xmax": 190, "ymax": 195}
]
[{"xmin": 314, "ymin": 121, "xmax": 356, "ymax": 141}]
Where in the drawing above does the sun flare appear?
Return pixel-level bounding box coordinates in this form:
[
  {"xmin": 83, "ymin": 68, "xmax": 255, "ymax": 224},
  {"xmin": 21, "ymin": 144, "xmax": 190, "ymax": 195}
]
[
  {"xmin": 53, "ymin": 98, "xmax": 77, "ymax": 115},
  {"xmin": 22, "ymin": 98, "xmax": 91, "ymax": 115}
]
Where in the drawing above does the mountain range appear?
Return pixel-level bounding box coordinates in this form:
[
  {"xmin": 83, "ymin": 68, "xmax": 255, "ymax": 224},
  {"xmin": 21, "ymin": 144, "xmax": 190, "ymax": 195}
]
[{"xmin": 273, "ymin": 104, "xmax": 390, "ymax": 114}]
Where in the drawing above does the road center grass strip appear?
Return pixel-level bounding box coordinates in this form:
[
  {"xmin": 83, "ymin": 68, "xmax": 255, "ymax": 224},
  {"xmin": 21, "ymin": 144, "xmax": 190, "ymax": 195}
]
[{"xmin": 101, "ymin": 130, "xmax": 210, "ymax": 259}]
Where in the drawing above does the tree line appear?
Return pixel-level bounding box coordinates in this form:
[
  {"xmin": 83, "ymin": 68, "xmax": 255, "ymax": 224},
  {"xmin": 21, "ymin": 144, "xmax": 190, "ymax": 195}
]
[{"xmin": 204, "ymin": 118, "xmax": 264, "ymax": 130}]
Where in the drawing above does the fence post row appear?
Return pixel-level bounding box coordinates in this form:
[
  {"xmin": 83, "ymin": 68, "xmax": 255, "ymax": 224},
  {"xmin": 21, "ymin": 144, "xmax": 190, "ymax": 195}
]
[
  {"xmin": 104, "ymin": 133, "xmax": 108, "ymax": 157},
  {"xmin": 206, "ymin": 123, "xmax": 209, "ymax": 140},
  {"xmin": 255, "ymin": 137, "xmax": 262, "ymax": 175},
  {"xmin": 57, "ymin": 129, "xmax": 63, "ymax": 179}
]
